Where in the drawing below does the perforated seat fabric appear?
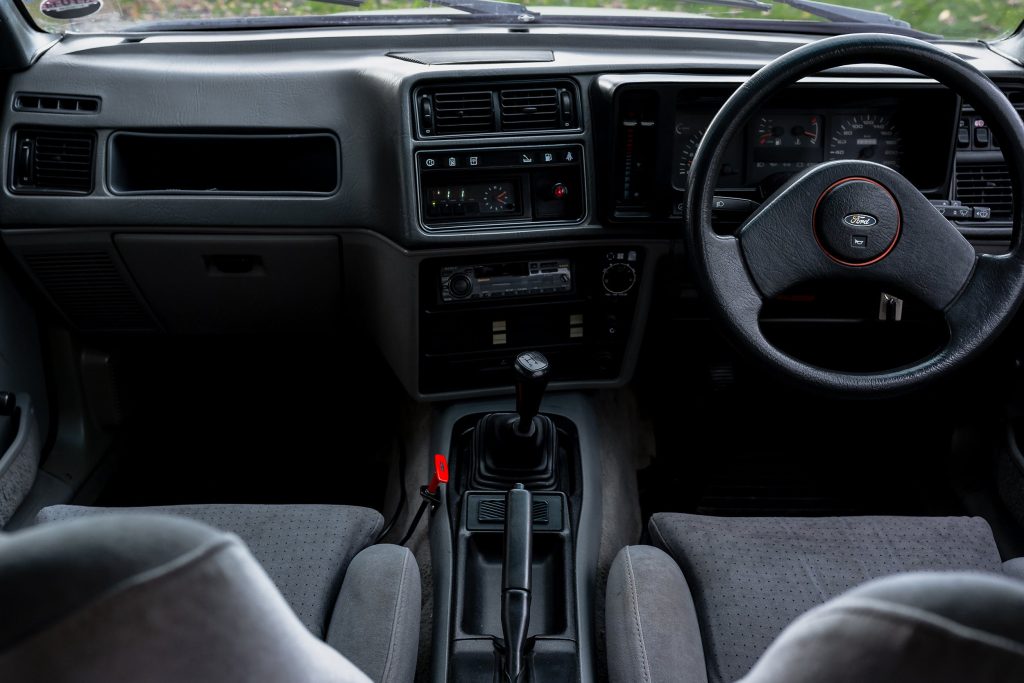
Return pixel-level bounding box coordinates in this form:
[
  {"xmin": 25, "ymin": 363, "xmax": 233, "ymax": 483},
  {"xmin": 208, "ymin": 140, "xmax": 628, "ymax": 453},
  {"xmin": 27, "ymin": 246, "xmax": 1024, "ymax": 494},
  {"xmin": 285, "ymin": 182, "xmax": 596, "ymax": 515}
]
[
  {"xmin": 630, "ymin": 514, "xmax": 1006, "ymax": 682},
  {"xmin": 35, "ymin": 503, "xmax": 383, "ymax": 637}
]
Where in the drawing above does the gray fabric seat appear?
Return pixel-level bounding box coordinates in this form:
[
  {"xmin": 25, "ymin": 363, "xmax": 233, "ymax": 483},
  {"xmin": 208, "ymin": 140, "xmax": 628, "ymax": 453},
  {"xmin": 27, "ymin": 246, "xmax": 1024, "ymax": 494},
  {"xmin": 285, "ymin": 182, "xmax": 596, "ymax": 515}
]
[
  {"xmin": 606, "ymin": 514, "xmax": 1024, "ymax": 683},
  {"xmin": 26, "ymin": 503, "xmax": 420, "ymax": 683}
]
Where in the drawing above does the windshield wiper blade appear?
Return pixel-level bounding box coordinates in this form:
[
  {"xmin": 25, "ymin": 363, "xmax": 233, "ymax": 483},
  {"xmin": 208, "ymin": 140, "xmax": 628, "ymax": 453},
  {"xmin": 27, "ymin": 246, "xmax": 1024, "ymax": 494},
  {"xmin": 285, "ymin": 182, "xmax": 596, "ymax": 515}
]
[
  {"xmin": 691, "ymin": 0, "xmax": 771, "ymax": 9},
  {"xmin": 427, "ymin": 0, "xmax": 539, "ymax": 19},
  {"xmin": 314, "ymin": 0, "xmax": 537, "ymax": 18},
  {"xmin": 772, "ymin": 0, "xmax": 909, "ymax": 28}
]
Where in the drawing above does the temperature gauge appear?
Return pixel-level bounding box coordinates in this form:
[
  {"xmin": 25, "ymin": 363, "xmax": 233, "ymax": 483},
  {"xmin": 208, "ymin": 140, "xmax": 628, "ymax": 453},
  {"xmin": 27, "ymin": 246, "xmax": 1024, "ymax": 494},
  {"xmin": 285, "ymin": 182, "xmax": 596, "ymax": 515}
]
[{"xmin": 755, "ymin": 114, "xmax": 821, "ymax": 147}]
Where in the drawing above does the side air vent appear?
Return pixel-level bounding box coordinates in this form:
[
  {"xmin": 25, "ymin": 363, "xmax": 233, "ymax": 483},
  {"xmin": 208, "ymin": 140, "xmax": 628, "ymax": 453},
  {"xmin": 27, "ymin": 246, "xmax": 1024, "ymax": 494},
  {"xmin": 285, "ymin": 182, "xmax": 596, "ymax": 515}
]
[
  {"xmin": 22, "ymin": 251, "xmax": 157, "ymax": 332},
  {"xmin": 11, "ymin": 129, "xmax": 95, "ymax": 194},
  {"xmin": 14, "ymin": 93, "xmax": 100, "ymax": 114},
  {"xmin": 417, "ymin": 80, "xmax": 579, "ymax": 137},
  {"xmin": 955, "ymin": 163, "xmax": 1013, "ymax": 220},
  {"xmin": 432, "ymin": 91, "xmax": 496, "ymax": 135}
]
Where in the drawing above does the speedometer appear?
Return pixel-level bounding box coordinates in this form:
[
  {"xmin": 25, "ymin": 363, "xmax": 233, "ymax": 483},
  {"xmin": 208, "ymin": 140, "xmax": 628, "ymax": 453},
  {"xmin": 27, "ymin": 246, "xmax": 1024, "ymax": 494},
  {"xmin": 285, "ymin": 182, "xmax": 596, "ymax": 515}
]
[{"xmin": 827, "ymin": 114, "xmax": 902, "ymax": 169}]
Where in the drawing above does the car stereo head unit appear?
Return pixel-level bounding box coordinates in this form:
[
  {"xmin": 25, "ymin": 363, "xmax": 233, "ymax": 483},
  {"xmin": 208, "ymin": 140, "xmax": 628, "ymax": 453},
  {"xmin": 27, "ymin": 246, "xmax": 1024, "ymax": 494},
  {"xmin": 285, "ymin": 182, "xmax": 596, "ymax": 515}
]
[{"xmin": 440, "ymin": 259, "xmax": 572, "ymax": 302}]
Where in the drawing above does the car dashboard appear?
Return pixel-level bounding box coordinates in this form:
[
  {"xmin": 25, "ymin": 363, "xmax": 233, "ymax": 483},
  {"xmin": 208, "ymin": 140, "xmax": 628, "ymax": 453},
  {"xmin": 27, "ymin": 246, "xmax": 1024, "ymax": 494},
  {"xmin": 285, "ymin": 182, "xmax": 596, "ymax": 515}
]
[{"xmin": 0, "ymin": 27, "xmax": 1020, "ymax": 398}]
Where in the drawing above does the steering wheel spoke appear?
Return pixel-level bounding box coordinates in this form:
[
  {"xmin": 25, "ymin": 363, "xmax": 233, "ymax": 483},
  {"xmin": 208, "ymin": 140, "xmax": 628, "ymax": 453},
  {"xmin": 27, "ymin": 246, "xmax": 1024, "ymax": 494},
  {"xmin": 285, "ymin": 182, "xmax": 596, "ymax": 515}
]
[{"xmin": 739, "ymin": 160, "xmax": 976, "ymax": 310}]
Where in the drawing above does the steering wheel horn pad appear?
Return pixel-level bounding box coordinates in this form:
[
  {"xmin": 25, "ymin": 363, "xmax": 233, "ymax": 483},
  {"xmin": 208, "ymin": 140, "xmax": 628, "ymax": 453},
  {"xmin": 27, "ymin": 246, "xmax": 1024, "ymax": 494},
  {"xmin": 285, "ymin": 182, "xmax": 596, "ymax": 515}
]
[
  {"xmin": 686, "ymin": 33, "xmax": 1024, "ymax": 395},
  {"xmin": 813, "ymin": 177, "xmax": 900, "ymax": 265}
]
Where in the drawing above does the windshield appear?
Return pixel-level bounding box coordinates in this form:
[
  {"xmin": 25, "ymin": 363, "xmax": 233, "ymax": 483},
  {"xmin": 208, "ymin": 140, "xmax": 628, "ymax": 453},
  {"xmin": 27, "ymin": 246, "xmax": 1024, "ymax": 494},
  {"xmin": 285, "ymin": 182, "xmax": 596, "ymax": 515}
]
[{"xmin": 17, "ymin": 0, "xmax": 1023, "ymax": 38}]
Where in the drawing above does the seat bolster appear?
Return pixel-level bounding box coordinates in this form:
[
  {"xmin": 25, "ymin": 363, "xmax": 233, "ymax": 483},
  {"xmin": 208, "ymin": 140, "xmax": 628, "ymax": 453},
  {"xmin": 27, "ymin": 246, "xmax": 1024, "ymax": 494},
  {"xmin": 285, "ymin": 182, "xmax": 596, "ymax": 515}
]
[
  {"xmin": 0, "ymin": 514, "xmax": 372, "ymax": 683},
  {"xmin": 739, "ymin": 573, "xmax": 1024, "ymax": 683},
  {"xmin": 1004, "ymin": 557, "xmax": 1024, "ymax": 580},
  {"xmin": 605, "ymin": 545, "xmax": 708, "ymax": 683},
  {"xmin": 326, "ymin": 544, "xmax": 421, "ymax": 683}
]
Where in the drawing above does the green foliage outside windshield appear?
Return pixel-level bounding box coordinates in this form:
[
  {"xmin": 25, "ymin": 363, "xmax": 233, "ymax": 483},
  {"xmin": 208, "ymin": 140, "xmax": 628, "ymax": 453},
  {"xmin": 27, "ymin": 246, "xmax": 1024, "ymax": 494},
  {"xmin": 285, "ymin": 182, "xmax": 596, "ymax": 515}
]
[{"xmin": 20, "ymin": 0, "xmax": 1024, "ymax": 38}]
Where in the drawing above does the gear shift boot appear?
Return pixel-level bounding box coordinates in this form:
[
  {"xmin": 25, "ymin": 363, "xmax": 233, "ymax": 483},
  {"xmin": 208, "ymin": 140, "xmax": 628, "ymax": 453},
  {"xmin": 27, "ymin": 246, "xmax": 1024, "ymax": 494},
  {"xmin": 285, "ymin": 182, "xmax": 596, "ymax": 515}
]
[{"xmin": 470, "ymin": 412, "xmax": 558, "ymax": 490}]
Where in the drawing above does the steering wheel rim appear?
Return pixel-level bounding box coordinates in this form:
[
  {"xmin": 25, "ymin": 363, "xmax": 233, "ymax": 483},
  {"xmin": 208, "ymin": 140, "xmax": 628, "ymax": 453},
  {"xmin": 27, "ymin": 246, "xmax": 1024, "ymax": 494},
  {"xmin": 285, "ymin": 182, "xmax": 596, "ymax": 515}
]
[{"xmin": 685, "ymin": 32, "xmax": 1024, "ymax": 396}]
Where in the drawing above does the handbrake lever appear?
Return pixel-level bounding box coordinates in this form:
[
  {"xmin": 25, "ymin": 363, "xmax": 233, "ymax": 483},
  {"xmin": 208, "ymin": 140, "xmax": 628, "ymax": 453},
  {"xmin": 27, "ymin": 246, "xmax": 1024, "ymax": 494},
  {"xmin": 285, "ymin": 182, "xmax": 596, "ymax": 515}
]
[{"xmin": 501, "ymin": 483, "xmax": 533, "ymax": 682}]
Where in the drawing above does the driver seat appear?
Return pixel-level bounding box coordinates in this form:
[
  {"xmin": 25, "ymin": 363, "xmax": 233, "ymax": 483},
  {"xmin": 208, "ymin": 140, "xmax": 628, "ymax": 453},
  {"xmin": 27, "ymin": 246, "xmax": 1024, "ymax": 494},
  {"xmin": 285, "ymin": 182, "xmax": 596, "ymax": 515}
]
[{"xmin": 606, "ymin": 514, "xmax": 1024, "ymax": 683}]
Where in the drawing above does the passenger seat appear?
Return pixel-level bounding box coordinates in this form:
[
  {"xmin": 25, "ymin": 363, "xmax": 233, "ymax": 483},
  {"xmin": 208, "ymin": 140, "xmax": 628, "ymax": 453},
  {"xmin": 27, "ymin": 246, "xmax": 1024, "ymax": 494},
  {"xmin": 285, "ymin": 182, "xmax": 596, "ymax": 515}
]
[{"xmin": 5, "ymin": 503, "xmax": 419, "ymax": 682}]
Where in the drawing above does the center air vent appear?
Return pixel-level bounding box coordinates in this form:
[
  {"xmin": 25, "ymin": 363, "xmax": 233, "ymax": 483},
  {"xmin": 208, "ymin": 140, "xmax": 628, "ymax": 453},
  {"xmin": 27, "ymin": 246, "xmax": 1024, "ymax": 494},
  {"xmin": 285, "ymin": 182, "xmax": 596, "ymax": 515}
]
[
  {"xmin": 500, "ymin": 87, "xmax": 561, "ymax": 130},
  {"xmin": 432, "ymin": 91, "xmax": 496, "ymax": 135},
  {"xmin": 11, "ymin": 129, "xmax": 95, "ymax": 194},
  {"xmin": 955, "ymin": 163, "xmax": 1013, "ymax": 220},
  {"xmin": 417, "ymin": 80, "xmax": 579, "ymax": 137}
]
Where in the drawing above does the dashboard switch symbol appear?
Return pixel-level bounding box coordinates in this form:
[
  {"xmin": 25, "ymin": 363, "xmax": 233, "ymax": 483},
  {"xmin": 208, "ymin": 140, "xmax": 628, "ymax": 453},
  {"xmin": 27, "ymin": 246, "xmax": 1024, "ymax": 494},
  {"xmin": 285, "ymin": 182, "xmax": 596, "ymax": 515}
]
[
  {"xmin": 469, "ymin": 156, "xmax": 479, "ymax": 166},
  {"xmin": 447, "ymin": 157, "xmax": 457, "ymax": 167},
  {"xmin": 544, "ymin": 152, "xmax": 554, "ymax": 162},
  {"xmin": 565, "ymin": 151, "xmax": 575, "ymax": 162},
  {"xmin": 425, "ymin": 158, "xmax": 436, "ymax": 168},
  {"xmin": 522, "ymin": 153, "xmax": 534, "ymax": 164}
]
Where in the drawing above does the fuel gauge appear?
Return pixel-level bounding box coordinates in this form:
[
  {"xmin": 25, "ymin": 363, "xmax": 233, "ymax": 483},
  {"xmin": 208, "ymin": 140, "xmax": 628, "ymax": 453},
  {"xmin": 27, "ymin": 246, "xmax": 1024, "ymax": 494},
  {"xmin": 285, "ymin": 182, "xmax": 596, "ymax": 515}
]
[{"xmin": 755, "ymin": 114, "xmax": 821, "ymax": 147}]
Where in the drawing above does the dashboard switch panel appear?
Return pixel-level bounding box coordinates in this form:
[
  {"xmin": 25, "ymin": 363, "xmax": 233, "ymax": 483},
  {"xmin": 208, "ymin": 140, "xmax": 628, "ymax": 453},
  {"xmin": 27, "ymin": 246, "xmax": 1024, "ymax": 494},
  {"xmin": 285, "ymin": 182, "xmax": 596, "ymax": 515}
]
[{"xmin": 418, "ymin": 145, "xmax": 585, "ymax": 229}]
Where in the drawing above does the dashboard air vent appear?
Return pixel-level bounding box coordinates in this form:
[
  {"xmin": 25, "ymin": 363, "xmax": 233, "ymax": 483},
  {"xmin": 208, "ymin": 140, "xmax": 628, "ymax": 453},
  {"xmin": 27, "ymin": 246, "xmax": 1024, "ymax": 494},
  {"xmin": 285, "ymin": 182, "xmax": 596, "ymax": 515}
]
[
  {"xmin": 431, "ymin": 91, "xmax": 496, "ymax": 135},
  {"xmin": 14, "ymin": 93, "xmax": 100, "ymax": 114},
  {"xmin": 22, "ymin": 251, "xmax": 157, "ymax": 332},
  {"xmin": 500, "ymin": 87, "xmax": 561, "ymax": 131},
  {"xmin": 417, "ymin": 80, "xmax": 579, "ymax": 137},
  {"xmin": 11, "ymin": 129, "xmax": 95, "ymax": 194},
  {"xmin": 955, "ymin": 163, "xmax": 1012, "ymax": 220}
]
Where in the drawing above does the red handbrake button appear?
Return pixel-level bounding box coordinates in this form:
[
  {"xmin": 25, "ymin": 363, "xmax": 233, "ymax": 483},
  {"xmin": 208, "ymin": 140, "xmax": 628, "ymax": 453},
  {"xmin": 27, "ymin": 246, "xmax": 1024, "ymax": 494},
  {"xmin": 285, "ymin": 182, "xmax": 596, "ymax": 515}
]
[{"xmin": 428, "ymin": 454, "xmax": 449, "ymax": 494}]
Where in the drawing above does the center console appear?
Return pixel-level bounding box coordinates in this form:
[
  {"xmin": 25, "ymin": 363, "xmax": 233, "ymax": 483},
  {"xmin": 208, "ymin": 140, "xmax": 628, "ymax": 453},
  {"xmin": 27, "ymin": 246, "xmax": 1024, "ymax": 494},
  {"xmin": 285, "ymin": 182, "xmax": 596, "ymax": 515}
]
[
  {"xmin": 420, "ymin": 246, "xmax": 644, "ymax": 394},
  {"xmin": 443, "ymin": 352, "xmax": 584, "ymax": 682}
]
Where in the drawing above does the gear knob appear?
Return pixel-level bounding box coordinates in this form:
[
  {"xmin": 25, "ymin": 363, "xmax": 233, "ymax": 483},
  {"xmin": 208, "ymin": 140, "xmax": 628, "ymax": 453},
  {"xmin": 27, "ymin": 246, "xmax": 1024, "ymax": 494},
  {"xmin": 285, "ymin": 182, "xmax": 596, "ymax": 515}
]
[{"xmin": 513, "ymin": 351, "xmax": 550, "ymax": 437}]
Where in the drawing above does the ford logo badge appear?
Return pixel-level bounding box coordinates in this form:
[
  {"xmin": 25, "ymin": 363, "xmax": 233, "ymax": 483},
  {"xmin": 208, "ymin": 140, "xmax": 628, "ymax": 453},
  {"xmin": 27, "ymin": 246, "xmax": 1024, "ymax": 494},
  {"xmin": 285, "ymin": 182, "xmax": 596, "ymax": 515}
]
[{"xmin": 843, "ymin": 213, "xmax": 878, "ymax": 227}]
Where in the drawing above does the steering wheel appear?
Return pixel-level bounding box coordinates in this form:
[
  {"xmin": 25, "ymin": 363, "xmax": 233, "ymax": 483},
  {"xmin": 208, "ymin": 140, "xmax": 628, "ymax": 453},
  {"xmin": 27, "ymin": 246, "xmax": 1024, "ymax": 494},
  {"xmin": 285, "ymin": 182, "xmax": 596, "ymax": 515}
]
[{"xmin": 685, "ymin": 33, "xmax": 1024, "ymax": 395}]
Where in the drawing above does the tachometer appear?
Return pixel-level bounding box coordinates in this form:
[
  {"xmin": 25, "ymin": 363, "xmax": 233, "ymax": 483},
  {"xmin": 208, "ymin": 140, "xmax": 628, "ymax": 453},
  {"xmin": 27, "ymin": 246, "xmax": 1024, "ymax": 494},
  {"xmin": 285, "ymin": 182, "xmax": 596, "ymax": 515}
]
[{"xmin": 827, "ymin": 114, "xmax": 902, "ymax": 169}]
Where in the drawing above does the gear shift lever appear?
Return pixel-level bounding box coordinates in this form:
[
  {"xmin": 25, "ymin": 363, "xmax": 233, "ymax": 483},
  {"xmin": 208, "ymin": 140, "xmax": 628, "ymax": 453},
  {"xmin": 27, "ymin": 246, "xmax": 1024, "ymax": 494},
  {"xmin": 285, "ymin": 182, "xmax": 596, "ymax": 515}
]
[
  {"xmin": 469, "ymin": 351, "xmax": 558, "ymax": 490},
  {"xmin": 513, "ymin": 351, "xmax": 550, "ymax": 437}
]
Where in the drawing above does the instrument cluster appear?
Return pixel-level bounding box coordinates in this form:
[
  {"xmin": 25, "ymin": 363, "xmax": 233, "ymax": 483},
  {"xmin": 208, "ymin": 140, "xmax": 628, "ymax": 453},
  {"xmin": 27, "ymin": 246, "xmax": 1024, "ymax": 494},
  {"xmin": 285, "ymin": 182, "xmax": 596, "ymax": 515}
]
[{"xmin": 674, "ymin": 109, "xmax": 903, "ymax": 191}]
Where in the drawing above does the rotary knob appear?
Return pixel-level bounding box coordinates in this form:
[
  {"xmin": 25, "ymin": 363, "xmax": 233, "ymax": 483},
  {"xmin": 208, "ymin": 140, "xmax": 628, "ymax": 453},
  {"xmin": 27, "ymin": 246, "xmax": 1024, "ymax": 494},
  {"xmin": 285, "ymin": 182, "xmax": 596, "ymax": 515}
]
[
  {"xmin": 448, "ymin": 273, "xmax": 473, "ymax": 299},
  {"xmin": 601, "ymin": 263, "xmax": 636, "ymax": 295}
]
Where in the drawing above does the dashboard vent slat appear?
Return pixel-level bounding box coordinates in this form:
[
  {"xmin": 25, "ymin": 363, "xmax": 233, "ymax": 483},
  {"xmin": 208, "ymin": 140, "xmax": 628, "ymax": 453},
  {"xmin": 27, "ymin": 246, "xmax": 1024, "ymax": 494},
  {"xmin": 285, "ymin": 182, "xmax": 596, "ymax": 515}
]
[
  {"xmin": 955, "ymin": 163, "xmax": 1013, "ymax": 220},
  {"xmin": 11, "ymin": 129, "xmax": 95, "ymax": 194},
  {"xmin": 22, "ymin": 251, "xmax": 157, "ymax": 332},
  {"xmin": 14, "ymin": 93, "xmax": 100, "ymax": 114},
  {"xmin": 500, "ymin": 87, "xmax": 561, "ymax": 130},
  {"xmin": 431, "ymin": 91, "xmax": 496, "ymax": 135}
]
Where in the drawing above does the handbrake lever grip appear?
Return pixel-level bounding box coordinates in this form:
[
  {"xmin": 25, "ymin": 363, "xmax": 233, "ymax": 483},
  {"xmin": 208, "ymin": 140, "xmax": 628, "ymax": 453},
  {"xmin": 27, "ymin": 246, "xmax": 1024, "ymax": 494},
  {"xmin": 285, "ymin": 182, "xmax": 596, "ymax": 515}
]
[{"xmin": 502, "ymin": 483, "xmax": 532, "ymax": 682}]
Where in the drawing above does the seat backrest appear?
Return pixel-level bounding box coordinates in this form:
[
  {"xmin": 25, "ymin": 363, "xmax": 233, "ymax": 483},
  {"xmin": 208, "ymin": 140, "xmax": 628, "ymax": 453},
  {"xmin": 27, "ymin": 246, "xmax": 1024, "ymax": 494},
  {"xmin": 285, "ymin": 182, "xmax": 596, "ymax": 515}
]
[
  {"xmin": 0, "ymin": 514, "xmax": 371, "ymax": 683},
  {"xmin": 739, "ymin": 571, "xmax": 1024, "ymax": 683}
]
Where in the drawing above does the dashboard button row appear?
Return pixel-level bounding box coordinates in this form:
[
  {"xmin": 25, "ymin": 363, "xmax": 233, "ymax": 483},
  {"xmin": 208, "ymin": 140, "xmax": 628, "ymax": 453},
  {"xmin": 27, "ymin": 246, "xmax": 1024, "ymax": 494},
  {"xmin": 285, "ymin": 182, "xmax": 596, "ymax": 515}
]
[{"xmin": 419, "ymin": 146, "xmax": 581, "ymax": 171}]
